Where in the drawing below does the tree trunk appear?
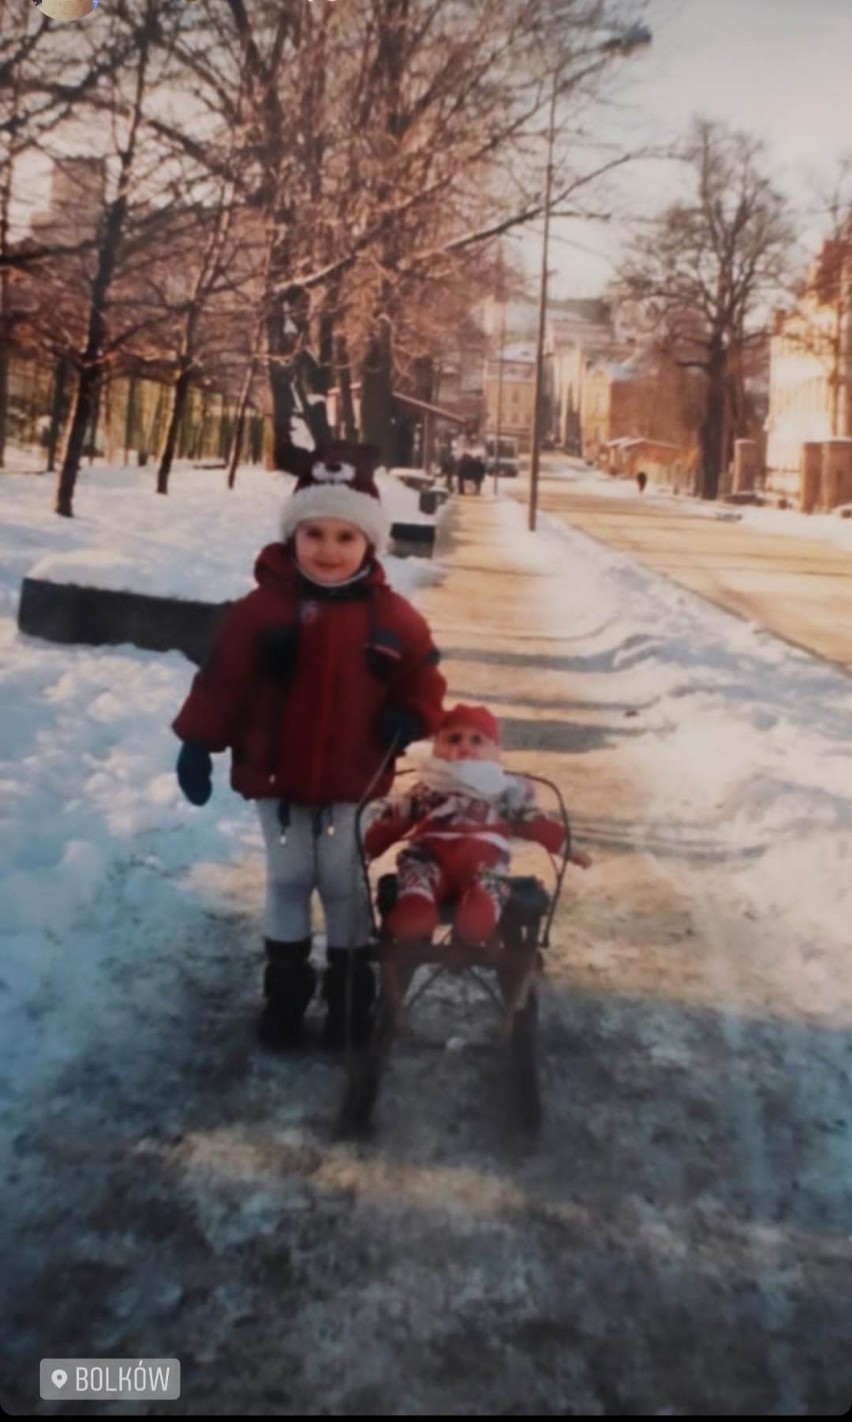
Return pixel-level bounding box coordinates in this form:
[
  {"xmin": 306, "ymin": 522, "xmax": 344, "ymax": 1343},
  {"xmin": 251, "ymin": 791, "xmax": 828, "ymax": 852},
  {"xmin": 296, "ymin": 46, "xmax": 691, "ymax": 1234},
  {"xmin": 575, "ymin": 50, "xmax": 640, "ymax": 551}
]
[
  {"xmin": 318, "ymin": 301, "xmax": 335, "ymax": 395},
  {"xmin": 87, "ymin": 376, "xmax": 101, "ymax": 464},
  {"xmin": 271, "ymin": 374, "xmax": 298, "ymax": 460},
  {"xmin": 56, "ymin": 190, "xmax": 128, "ymax": 516},
  {"xmin": 46, "ymin": 359, "xmax": 70, "ymax": 472},
  {"xmin": 698, "ymin": 345, "xmax": 727, "ymax": 500},
  {"xmin": 197, "ymin": 386, "xmax": 209, "ymax": 461},
  {"xmin": 156, "ymin": 364, "xmax": 192, "ymax": 494},
  {"xmin": 226, "ymin": 356, "xmax": 258, "ymax": 488},
  {"xmin": 0, "ymin": 298, "xmax": 8, "ymax": 469},
  {"xmin": 334, "ymin": 333, "xmax": 357, "ymax": 440},
  {"xmin": 0, "ymin": 146, "xmax": 13, "ymax": 471},
  {"xmin": 360, "ymin": 322, "xmax": 396, "ymax": 464},
  {"xmin": 56, "ymin": 365, "xmax": 100, "ymax": 515},
  {"xmin": 267, "ymin": 311, "xmax": 297, "ymax": 468},
  {"xmin": 124, "ymin": 375, "xmax": 136, "ymax": 464},
  {"xmin": 830, "ymin": 299, "xmax": 843, "ymax": 437},
  {"xmin": 54, "ymin": 9, "xmax": 151, "ymax": 516}
]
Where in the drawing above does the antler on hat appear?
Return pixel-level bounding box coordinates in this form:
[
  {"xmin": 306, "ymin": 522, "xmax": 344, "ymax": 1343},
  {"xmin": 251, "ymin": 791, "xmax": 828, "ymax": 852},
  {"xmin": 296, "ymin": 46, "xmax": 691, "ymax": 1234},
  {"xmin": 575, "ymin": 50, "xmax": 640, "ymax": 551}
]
[{"xmin": 280, "ymin": 439, "xmax": 391, "ymax": 551}]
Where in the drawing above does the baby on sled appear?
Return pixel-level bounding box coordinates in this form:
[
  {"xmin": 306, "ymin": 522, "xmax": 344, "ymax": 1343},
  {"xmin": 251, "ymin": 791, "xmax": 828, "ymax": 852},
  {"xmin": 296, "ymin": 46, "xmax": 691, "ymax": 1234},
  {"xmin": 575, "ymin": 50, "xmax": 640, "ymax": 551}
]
[{"xmin": 363, "ymin": 703, "xmax": 591, "ymax": 944}]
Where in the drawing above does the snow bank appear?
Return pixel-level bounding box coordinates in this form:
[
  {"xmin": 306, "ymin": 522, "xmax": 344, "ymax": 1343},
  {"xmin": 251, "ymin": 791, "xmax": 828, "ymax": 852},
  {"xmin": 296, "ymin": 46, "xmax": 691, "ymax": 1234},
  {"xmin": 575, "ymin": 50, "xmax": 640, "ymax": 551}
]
[
  {"xmin": 8, "ymin": 462, "xmax": 439, "ymax": 602},
  {"xmin": 551, "ymin": 460, "xmax": 852, "ymax": 553},
  {"xmin": 494, "ymin": 494, "xmax": 852, "ymax": 1019},
  {"xmin": 0, "ymin": 460, "xmax": 447, "ymax": 1114}
]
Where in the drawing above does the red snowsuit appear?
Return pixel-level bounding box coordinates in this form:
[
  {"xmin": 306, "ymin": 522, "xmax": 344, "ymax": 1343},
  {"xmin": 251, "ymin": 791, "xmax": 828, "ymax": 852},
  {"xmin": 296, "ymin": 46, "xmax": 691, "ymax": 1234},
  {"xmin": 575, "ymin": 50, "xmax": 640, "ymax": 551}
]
[
  {"xmin": 173, "ymin": 544, "xmax": 445, "ymax": 805},
  {"xmin": 364, "ymin": 774, "xmax": 565, "ymax": 942}
]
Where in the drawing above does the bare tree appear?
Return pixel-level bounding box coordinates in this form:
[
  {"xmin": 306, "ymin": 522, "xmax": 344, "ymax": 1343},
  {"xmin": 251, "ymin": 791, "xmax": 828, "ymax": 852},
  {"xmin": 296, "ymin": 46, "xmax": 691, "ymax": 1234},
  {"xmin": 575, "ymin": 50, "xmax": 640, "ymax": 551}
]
[
  {"xmin": 48, "ymin": 0, "xmax": 184, "ymax": 515},
  {"xmin": 157, "ymin": 0, "xmax": 650, "ymax": 464},
  {"xmin": 0, "ymin": 2, "xmax": 114, "ymax": 464},
  {"xmin": 618, "ymin": 118, "xmax": 793, "ymax": 499}
]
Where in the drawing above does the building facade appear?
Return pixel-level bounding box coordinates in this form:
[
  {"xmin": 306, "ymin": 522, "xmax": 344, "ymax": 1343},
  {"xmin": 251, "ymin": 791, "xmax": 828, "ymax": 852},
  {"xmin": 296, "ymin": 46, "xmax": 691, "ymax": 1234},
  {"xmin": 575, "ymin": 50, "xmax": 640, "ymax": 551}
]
[
  {"xmin": 482, "ymin": 341, "xmax": 543, "ymax": 453},
  {"xmin": 765, "ymin": 229, "xmax": 852, "ymax": 504}
]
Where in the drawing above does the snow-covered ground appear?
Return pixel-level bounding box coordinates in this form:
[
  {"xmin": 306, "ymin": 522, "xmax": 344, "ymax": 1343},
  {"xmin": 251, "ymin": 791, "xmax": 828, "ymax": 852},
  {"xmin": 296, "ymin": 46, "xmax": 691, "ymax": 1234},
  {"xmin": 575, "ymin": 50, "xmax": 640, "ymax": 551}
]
[
  {"xmin": 0, "ymin": 462, "xmax": 442, "ymax": 1148},
  {"xmin": 547, "ymin": 458, "xmax": 852, "ymax": 553},
  {"xmin": 2, "ymin": 460, "xmax": 851, "ymax": 1413},
  {"xmin": 498, "ymin": 493, "xmax": 852, "ymax": 1017}
]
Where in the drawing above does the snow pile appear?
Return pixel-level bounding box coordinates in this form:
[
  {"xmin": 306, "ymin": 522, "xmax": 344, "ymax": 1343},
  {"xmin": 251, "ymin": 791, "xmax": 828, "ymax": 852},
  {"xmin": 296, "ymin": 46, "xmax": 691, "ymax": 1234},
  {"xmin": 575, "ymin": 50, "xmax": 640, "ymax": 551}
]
[
  {"xmin": 551, "ymin": 460, "xmax": 852, "ymax": 553},
  {"xmin": 4, "ymin": 458, "xmax": 852, "ymax": 1412},
  {"xmin": 0, "ymin": 460, "xmax": 446, "ymax": 1107},
  {"xmin": 4, "ymin": 458, "xmax": 850, "ymax": 1089},
  {"xmin": 8, "ymin": 462, "xmax": 438, "ymax": 601},
  {"xmin": 494, "ymin": 495, "xmax": 852, "ymax": 1018}
]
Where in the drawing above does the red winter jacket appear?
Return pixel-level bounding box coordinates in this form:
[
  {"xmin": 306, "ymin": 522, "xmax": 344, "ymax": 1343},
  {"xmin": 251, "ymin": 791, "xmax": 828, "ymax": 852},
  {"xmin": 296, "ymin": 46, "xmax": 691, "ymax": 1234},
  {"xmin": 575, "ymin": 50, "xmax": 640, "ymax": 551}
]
[{"xmin": 173, "ymin": 544, "xmax": 446, "ymax": 805}]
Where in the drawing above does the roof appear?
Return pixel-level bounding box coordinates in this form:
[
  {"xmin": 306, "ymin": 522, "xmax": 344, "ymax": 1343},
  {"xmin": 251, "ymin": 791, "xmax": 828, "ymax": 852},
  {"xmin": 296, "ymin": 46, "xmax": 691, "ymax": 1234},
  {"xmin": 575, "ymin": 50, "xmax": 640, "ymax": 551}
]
[
  {"xmin": 393, "ymin": 393, "xmax": 469, "ymax": 426},
  {"xmin": 604, "ymin": 437, "xmax": 682, "ymax": 451},
  {"xmin": 334, "ymin": 384, "xmax": 469, "ymax": 426},
  {"xmin": 550, "ymin": 296, "xmax": 611, "ymax": 323},
  {"xmin": 500, "ymin": 342, "xmax": 537, "ymax": 364}
]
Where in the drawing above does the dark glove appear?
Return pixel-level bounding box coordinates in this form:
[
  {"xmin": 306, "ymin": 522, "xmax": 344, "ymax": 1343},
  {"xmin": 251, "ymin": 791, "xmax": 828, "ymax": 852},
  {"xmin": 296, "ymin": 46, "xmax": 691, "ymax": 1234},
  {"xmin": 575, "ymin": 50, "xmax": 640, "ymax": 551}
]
[
  {"xmin": 375, "ymin": 706, "xmax": 424, "ymax": 753},
  {"xmin": 176, "ymin": 741, "xmax": 213, "ymax": 806}
]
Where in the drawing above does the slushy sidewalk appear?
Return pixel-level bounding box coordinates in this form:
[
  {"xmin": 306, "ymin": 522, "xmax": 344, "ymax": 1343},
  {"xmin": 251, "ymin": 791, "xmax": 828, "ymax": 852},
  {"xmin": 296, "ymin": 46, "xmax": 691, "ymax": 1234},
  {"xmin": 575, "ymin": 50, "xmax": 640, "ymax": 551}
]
[
  {"xmin": 509, "ymin": 472, "xmax": 852, "ymax": 671},
  {"xmin": 409, "ymin": 488, "xmax": 697, "ymax": 1006}
]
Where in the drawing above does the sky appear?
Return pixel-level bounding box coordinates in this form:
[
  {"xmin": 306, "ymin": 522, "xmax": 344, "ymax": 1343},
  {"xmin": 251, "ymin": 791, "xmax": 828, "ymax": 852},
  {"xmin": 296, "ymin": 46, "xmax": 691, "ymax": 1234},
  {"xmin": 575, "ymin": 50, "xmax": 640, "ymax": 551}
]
[{"xmin": 521, "ymin": 0, "xmax": 852, "ymax": 300}]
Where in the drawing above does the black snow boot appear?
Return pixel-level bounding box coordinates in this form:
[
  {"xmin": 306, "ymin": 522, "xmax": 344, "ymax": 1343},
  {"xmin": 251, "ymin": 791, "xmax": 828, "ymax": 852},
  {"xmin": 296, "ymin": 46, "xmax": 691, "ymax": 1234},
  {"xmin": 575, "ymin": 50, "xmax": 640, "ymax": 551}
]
[
  {"xmin": 258, "ymin": 937, "xmax": 316, "ymax": 1049},
  {"xmin": 321, "ymin": 946, "xmax": 376, "ymax": 1050}
]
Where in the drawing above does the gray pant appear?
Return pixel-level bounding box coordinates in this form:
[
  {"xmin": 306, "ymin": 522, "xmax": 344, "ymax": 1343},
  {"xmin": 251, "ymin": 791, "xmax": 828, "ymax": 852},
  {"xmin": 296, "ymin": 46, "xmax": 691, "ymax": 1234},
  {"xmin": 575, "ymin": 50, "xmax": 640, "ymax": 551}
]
[{"xmin": 256, "ymin": 800, "xmax": 372, "ymax": 947}]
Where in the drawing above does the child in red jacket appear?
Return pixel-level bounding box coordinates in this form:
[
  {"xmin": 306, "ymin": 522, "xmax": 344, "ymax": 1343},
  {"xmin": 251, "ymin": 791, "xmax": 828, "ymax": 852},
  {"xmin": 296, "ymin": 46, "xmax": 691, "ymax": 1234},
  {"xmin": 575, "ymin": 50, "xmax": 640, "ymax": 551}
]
[
  {"xmin": 364, "ymin": 704, "xmax": 591, "ymax": 944},
  {"xmin": 173, "ymin": 442, "xmax": 446, "ymax": 1049}
]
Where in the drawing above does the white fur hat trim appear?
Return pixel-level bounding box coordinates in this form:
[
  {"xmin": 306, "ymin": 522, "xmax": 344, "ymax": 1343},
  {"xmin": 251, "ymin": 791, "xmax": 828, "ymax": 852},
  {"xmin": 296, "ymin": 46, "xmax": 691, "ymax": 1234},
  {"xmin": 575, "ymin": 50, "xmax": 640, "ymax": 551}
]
[{"xmin": 281, "ymin": 482, "xmax": 391, "ymax": 552}]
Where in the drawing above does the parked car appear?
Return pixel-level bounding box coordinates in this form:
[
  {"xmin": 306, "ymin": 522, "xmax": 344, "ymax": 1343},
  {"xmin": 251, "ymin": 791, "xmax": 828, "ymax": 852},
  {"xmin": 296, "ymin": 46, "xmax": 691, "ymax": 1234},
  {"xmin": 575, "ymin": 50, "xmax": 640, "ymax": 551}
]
[{"xmin": 484, "ymin": 435, "xmax": 520, "ymax": 477}]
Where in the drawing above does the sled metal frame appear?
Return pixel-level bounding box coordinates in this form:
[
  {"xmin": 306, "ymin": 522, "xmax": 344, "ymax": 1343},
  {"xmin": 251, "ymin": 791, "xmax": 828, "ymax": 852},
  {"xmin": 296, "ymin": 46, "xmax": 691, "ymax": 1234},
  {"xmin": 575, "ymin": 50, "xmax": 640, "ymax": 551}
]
[{"xmin": 337, "ymin": 771, "xmax": 571, "ymax": 1139}]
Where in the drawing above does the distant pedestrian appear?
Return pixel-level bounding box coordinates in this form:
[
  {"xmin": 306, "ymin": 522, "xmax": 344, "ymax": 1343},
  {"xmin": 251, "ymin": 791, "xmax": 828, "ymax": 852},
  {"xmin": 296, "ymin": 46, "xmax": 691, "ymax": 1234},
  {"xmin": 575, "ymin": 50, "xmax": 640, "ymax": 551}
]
[
  {"xmin": 469, "ymin": 454, "xmax": 486, "ymax": 494},
  {"xmin": 457, "ymin": 452, "xmax": 474, "ymax": 495},
  {"xmin": 636, "ymin": 470, "xmax": 648, "ymax": 493},
  {"xmin": 439, "ymin": 446, "xmax": 455, "ymax": 493}
]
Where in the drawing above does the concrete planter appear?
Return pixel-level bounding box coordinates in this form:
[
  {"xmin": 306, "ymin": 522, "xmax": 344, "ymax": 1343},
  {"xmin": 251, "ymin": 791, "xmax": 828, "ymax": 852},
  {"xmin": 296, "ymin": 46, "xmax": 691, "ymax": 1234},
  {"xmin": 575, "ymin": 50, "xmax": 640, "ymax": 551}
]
[
  {"xmin": 389, "ymin": 522, "xmax": 436, "ymax": 558},
  {"xmin": 18, "ymin": 513, "xmax": 439, "ymax": 660},
  {"xmin": 17, "ymin": 578, "xmax": 231, "ymax": 666}
]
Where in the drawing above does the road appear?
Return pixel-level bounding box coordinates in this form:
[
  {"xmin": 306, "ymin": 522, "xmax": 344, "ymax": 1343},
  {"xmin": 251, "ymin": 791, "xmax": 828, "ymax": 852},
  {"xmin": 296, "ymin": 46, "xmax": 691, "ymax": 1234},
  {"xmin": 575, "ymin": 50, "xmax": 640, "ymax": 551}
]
[{"xmin": 507, "ymin": 462, "xmax": 852, "ymax": 672}]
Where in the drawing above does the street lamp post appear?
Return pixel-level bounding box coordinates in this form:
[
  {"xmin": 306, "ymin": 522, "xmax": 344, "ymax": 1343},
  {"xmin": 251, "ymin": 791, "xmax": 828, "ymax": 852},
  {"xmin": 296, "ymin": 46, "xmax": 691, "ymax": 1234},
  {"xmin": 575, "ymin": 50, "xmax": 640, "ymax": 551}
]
[
  {"xmin": 528, "ymin": 69, "xmax": 558, "ymax": 532},
  {"xmin": 527, "ymin": 21, "xmax": 652, "ymax": 532},
  {"xmin": 493, "ymin": 251, "xmax": 507, "ymax": 495}
]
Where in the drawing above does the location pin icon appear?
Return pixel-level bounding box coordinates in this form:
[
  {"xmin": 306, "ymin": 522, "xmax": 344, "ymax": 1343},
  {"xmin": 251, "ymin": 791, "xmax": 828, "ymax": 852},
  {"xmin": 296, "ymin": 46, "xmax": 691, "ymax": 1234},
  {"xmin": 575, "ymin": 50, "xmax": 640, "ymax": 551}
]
[{"xmin": 51, "ymin": 1370, "xmax": 67, "ymax": 1389}]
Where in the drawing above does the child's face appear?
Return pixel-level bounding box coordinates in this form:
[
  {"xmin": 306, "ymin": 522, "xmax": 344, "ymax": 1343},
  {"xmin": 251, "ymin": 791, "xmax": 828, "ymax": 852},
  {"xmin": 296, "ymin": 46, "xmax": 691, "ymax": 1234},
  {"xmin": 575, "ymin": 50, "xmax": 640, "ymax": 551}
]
[
  {"xmin": 294, "ymin": 517, "xmax": 369, "ymax": 583},
  {"xmin": 434, "ymin": 726, "xmax": 500, "ymax": 762}
]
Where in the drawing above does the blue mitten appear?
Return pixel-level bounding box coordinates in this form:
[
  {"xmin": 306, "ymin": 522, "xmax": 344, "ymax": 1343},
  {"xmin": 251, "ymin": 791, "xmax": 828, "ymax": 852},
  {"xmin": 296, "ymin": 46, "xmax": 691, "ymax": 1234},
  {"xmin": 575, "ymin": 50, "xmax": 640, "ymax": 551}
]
[
  {"xmin": 375, "ymin": 706, "xmax": 424, "ymax": 752},
  {"xmin": 176, "ymin": 742, "xmax": 213, "ymax": 806}
]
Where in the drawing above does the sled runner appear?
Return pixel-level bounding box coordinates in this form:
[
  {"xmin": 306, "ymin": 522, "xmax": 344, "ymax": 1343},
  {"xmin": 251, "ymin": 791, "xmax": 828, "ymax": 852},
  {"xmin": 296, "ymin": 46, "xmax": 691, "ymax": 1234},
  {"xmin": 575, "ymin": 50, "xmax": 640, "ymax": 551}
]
[{"xmin": 336, "ymin": 771, "xmax": 572, "ymax": 1139}]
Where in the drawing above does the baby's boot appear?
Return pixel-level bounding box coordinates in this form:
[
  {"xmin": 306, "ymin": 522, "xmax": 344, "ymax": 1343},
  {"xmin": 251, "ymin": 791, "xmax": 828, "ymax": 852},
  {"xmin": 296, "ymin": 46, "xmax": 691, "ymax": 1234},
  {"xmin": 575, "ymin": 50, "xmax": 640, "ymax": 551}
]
[
  {"xmin": 388, "ymin": 891, "xmax": 439, "ymax": 942},
  {"xmin": 321, "ymin": 946, "xmax": 376, "ymax": 1050},
  {"xmin": 258, "ymin": 937, "xmax": 316, "ymax": 1049},
  {"xmin": 456, "ymin": 885, "xmax": 499, "ymax": 944}
]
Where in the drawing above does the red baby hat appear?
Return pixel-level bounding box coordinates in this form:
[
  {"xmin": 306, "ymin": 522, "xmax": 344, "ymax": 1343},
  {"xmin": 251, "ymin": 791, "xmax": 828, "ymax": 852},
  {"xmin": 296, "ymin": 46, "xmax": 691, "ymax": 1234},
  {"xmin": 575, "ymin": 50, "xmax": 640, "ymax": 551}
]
[{"xmin": 439, "ymin": 703, "xmax": 501, "ymax": 743}]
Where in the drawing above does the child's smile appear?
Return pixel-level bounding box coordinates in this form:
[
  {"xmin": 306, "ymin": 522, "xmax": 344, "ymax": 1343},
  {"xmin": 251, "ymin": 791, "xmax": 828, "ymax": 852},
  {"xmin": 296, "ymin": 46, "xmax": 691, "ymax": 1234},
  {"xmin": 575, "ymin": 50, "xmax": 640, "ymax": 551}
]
[{"xmin": 294, "ymin": 517, "xmax": 370, "ymax": 584}]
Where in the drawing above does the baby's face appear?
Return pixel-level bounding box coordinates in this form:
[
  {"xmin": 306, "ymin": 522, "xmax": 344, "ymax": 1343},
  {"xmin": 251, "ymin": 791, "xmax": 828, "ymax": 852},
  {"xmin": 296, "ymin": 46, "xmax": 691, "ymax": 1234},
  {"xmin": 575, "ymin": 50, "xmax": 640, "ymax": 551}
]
[
  {"xmin": 434, "ymin": 726, "xmax": 500, "ymax": 763},
  {"xmin": 294, "ymin": 517, "xmax": 369, "ymax": 584}
]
